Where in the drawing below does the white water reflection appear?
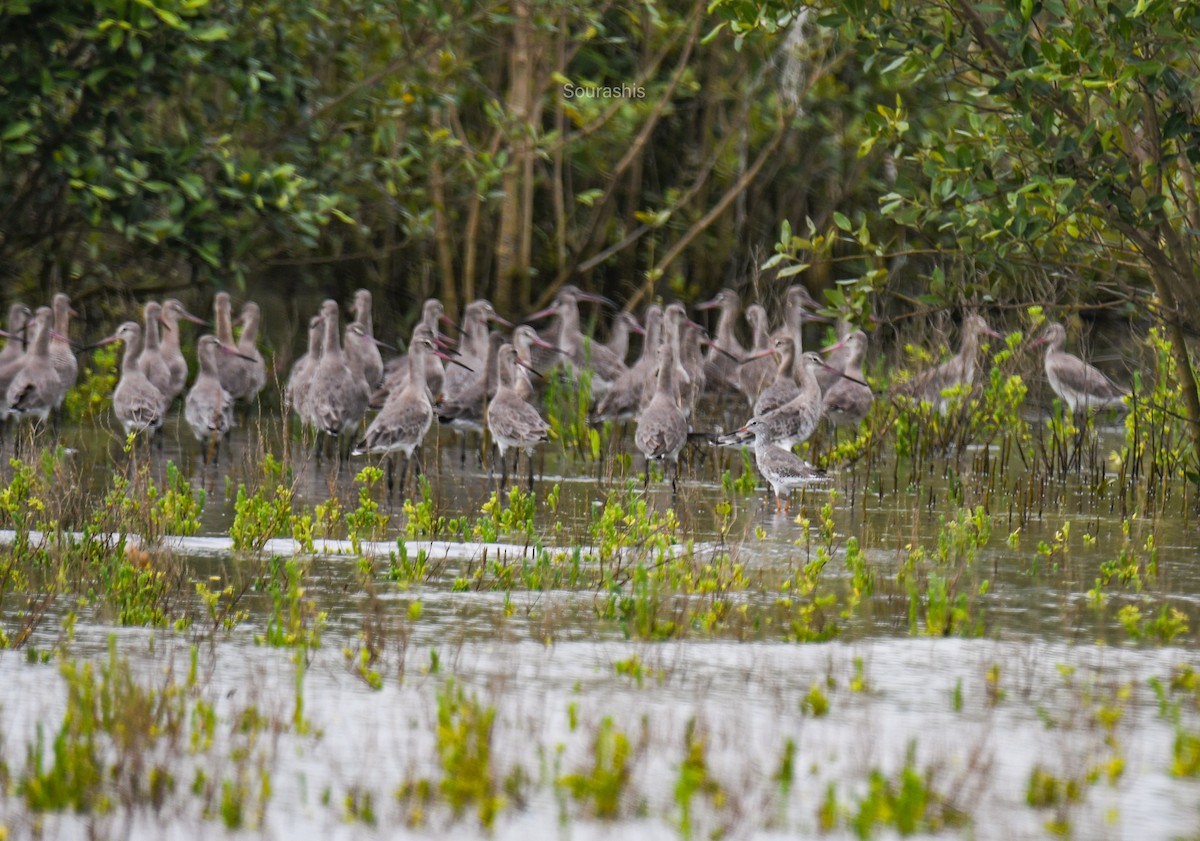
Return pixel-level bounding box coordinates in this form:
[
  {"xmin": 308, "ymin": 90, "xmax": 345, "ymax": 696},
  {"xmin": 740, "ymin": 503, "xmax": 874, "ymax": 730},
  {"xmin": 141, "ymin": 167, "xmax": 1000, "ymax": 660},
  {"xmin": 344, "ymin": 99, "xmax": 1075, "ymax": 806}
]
[{"xmin": 1, "ymin": 631, "xmax": 1197, "ymax": 839}]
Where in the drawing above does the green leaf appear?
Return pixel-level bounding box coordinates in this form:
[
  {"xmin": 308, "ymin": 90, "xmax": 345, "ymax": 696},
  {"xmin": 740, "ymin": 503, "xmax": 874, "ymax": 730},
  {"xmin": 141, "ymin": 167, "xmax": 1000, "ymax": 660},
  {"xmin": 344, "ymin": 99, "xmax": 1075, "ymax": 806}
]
[
  {"xmin": 777, "ymin": 263, "xmax": 810, "ymax": 278},
  {"xmin": 833, "ymin": 211, "xmax": 852, "ymax": 231},
  {"xmin": 194, "ymin": 24, "xmax": 230, "ymax": 41},
  {"xmin": 2, "ymin": 121, "xmax": 32, "ymax": 141}
]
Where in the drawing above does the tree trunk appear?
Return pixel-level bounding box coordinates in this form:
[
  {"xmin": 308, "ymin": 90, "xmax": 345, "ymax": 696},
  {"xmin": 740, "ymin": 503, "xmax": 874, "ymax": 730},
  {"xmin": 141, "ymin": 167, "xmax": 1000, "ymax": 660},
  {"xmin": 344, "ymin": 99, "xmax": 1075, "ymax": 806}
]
[
  {"xmin": 430, "ymin": 111, "xmax": 458, "ymax": 318},
  {"xmin": 495, "ymin": 0, "xmax": 534, "ymax": 318}
]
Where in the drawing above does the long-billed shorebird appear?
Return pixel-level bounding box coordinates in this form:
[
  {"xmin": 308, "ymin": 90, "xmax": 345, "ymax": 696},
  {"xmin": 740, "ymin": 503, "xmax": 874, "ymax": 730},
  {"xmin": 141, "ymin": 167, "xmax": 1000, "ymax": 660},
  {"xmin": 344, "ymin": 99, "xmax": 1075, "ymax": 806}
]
[
  {"xmin": 285, "ymin": 314, "xmax": 324, "ymax": 424},
  {"xmin": 512, "ymin": 324, "xmax": 557, "ymax": 401},
  {"xmin": 186, "ymin": 335, "xmax": 256, "ymax": 463},
  {"xmin": 634, "ymin": 340, "xmax": 689, "ymax": 492},
  {"xmin": 375, "ymin": 298, "xmax": 454, "ymax": 407},
  {"xmin": 137, "ymin": 301, "xmax": 173, "ymax": 404},
  {"xmin": 593, "ymin": 306, "xmax": 661, "ymax": 423},
  {"xmin": 895, "ymin": 314, "xmax": 1001, "ymax": 413},
  {"xmin": 354, "ymin": 333, "xmax": 463, "ymax": 493},
  {"xmin": 777, "ymin": 284, "xmax": 823, "ymax": 383},
  {"xmin": 815, "ymin": 318, "xmax": 852, "ymax": 393},
  {"xmin": 743, "ymin": 416, "xmax": 830, "ymax": 513},
  {"xmin": 605, "ymin": 311, "xmax": 644, "ymax": 364},
  {"xmin": 98, "ymin": 322, "xmax": 166, "ymax": 438},
  {"xmin": 697, "ymin": 289, "xmax": 746, "ymax": 393},
  {"xmin": 346, "ymin": 289, "xmax": 384, "ymax": 390},
  {"xmin": 639, "ymin": 303, "xmax": 692, "ymax": 412},
  {"xmin": 738, "ymin": 304, "xmax": 775, "ymax": 406},
  {"xmin": 748, "ymin": 336, "xmax": 800, "ymax": 416},
  {"xmin": 0, "ymin": 304, "xmax": 32, "ymax": 371},
  {"xmin": 308, "ymin": 300, "xmax": 370, "ymax": 459},
  {"xmin": 1033, "ymin": 322, "xmax": 1129, "ymax": 415},
  {"xmin": 160, "ymin": 299, "xmax": 208, "ymax": 400},
  {"xmin": 821, "ymin": 330, "xmax": 873, "ymax": 427},
  {"xmin": 437, "ymin": 331, "xmax": 506, "ymax": 446},
  {"xmin": 48, "ymin": 293, "xmax": 79, "ymax": 411},
  {"xmin": 0, "ymin": 304, "xmax": 33, "ymax": 430},
  {"xmin": 527, "ymin": 287, "xmax": 626, "ymax": 394},
  {"xmin": 232, "ymin": 301, "xmax": 267, "ymax": 403},
  {"xmin": 721, "ymin": 352, "xmax": 844, "ymax": 451},
  {"xmin": 213, "ymin": 292, "xmax": 240, "ymax": 395},
  {"xmin": 445, "ymin": 300, "xmax": 511, "ymax": 400},
  {"xmin": 5, "ymin": 307, "xmax": 61, "ymax": 425},
  {"xmin": 487, "ymin": 344, "xmax": 551, "ymax": 491}
]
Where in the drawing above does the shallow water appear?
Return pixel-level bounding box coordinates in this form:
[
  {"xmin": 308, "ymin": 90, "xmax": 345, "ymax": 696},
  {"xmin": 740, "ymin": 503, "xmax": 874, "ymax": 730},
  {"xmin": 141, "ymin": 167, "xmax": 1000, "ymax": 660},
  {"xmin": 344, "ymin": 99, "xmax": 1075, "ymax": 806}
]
[{"xmin": 0, "ymin": 409, "xmax": 1198, "ymax": 839}]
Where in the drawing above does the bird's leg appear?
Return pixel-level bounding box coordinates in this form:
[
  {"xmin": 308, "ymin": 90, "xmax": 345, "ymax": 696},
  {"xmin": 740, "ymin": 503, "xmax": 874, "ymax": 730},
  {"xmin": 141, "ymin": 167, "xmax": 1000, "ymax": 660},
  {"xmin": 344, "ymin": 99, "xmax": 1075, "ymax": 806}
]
[
  {"xmin": 459, "ymin": 433, "xmax": 466, "ymax": 467},
  {"xmin": 487, "ymin": 442, "xmax": 495, "ymax": 487},
  {"xmin": 314, "ymin": 431, "xmax": 324, "ymax": 467},
  {"xmin": 775, "ymin": 493, "xmax": 782, "ymax": 515},
  {"xmin": 500, "ymin": 446, "xmax": 509, "ymax": 489},
  {"xmin": 527, "ymin": 449, "xmax": 534, "ymax": 492},
  {"xmin": 643, "ymin": 456, "xmax": 651, "ymax": 488},
  {"xmin": 671, "ymin": 457, "xmax": 680, "ymax": 494},
  {"xmin": 398, "ymin": 455, "xmax": 410, "ymax": 496},
  {"xmin": 386, "ymin": 455, "xmax": 394, "ymax": 493}
]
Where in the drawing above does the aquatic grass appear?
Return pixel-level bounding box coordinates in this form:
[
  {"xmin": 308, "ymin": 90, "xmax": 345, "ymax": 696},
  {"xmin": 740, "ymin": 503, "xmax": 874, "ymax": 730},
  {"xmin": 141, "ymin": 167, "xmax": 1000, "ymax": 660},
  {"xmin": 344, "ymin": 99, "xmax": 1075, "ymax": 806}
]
[
  {"xmin": 64, "ymin": 344, "xmax": 119, "ymax": 424},
  {"xmin": 558, "ymin": 715, "xmax": 633, "ymax": 819},
  {"xmin": 433, "ymin": 678, "xmax": 503, "ymax": 828},
  {"xmin": 256, "ymin": 556, "xmax": 325, "ymax": 652},
  {"xmin": 544, "ymin": 362, "xmax": 599, "ymax": 460}
]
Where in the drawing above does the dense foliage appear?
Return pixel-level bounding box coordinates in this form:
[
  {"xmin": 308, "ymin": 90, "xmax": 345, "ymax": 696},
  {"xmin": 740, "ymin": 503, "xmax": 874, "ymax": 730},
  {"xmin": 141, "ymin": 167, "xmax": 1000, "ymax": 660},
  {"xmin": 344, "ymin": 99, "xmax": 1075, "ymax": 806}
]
[{"xmin": 0, "ymin": 0, "xmax": 893, "ymax": 320}]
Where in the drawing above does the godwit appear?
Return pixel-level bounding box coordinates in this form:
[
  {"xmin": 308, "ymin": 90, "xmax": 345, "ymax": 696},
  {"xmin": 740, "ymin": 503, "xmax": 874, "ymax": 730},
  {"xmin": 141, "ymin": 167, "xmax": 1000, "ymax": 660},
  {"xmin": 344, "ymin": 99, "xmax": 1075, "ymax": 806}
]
[
  {"xmin": 512, "ymin": 324, "xmax": 557, "ymax": 401},
  {"xmin": 697, "ymin": 289, "xmax": 746, "ymax": 392},
  {"xmin": 593, "ymin": 306, "xmax": 661, "ymax": 423},
  {"xmin": 137, "ymin": 301, "xmax": 173, "ymax": 403},
  {"xmin": 160, "ymin": 299, "xmax": 208, "ymax": 399},
  {"xmin": 345, "ymin": 289, "xmax": 384, "ymax": 390},
  {"xmin": 0, "ymin": 304, "xmax": 32, "ymax": 370},
  {"xmin": 285, "ymin": 314, "xmax": 324, "ymax": 424},
  {"xmin": 677, "ymin": 318, "xmax": 709, "ymax": 419},
  {"xmin": 308, "ymin": 300, "xmax": 370, "ymax": 459},
  {"xmin": 721, "ymin": 352, "xmax": 842, "ymax": 451},
  {"xmin": 98, "ymin": 322, "xmax": 166, "ymax": 437},
  {"xmin": 1033, "ymin": 322, "xmax": 1129, "ymax": 415},
  {"xmin": 777, "ymin": 284, "xmax": 825, "ymax": 383},
  {"xmin": 374, "ymin": 299, "xmax": 455, "ymax": 407},
  {"xmin": 896, "ymin": 314, "xmax": 1001, "ymax": 413},
  {"xmin": 815, "ymin": 318, "xmax": 852, "ymax": 392},
  {"xmin": 634, "ymin": 340, "xmax": 689, "ymax": 492},
  {"xmin": 5, "ymin": 307, "xmax": 61, "ymax": 425},
  {"xmin": 354, "ymin": 333, "xmax": 462, "ymax": 492},
  {"xmin": 748, "ymin": 336, "xmax": 800, "ymax": 416},
  {"xmin": 640, "ymin": 304, "xmax": 691, "ymax": 411},
  {"xmin": 821, "ymin": 330, "xmax": 873, "ymax": 427},
  {"xmin": 528, "ymin": 284, "xmax": 598, "ymax": 374},
  {"xmin": 605, "ymin": 312, "xmax": 644, "ymax": 363},
  {"xmin": 213, "ymin": 292, "xmax": 240, "ymax": 395},
  {"xmin": 345, "ymin": 322, "xmax": 394, "ymax": 390},
  {"xmin": 0, "ymin": 304, "xmax": 32, "ymax": 433},
  {"xmin": 185, "ymin": 335, "xmax": 256, "ymax": 463},
  {"xmin": 445, "ymin": 300, "xmax": 511, "ymax": 400},
  {"xmin": 527, "ymin": 288, "xmax": 626, "ymax": 394},
  {"xmin": 487, "ymin": 344, "xmax": 551, "ymax": 490},
  {"xmin": 231, "ymin": 301, "xmax": 267, "ymax": 403},
  {"xmin": 436, "ymin": 330, "xmax": 506, "ymax": 441},
  {"xmin": 48, "ymin": 293, "xmax": 79, "ymax": 410},
  {"xmin": 737, "ymin": 304, "xmax": 774, "ymax": 405},
  {"xmin": 743, "ymin": 416, "xmax": 830, "ymax": 513}
]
